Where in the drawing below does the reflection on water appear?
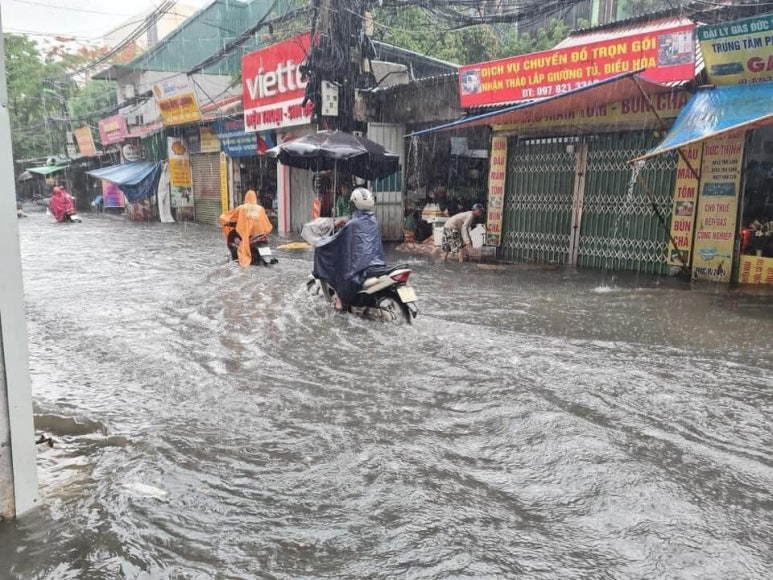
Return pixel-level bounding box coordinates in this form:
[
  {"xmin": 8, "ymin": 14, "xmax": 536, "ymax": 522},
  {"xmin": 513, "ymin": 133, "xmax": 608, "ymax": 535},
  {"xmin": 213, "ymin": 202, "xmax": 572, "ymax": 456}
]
[{"xmin": 2, "ymin": 211, "xmax": 772, "ymax": 579}]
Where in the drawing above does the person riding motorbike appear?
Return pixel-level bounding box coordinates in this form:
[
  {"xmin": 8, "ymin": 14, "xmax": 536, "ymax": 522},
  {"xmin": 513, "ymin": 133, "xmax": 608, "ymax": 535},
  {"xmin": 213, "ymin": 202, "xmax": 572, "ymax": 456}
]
[
  {"xmin": 312, "ymin": 187, "xmax": 386, "ymax": 311},
  {"xmin": 218, "ymin": 190, "xmax": 273, "ymax": 267},
  {"xmin": 48, "ymin": 186, "xmax": 77, "ymax": 223}
]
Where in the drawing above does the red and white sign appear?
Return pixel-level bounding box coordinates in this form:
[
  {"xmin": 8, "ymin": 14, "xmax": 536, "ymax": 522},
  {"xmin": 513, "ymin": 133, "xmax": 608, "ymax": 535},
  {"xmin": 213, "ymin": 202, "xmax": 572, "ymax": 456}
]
[
  {"xmin": 458, "ymin": 24, "xmax": 696, "ymax": 108},
  {"xmin": 241, "ymin": 33, "xmax": 315, "ymax": 133}
]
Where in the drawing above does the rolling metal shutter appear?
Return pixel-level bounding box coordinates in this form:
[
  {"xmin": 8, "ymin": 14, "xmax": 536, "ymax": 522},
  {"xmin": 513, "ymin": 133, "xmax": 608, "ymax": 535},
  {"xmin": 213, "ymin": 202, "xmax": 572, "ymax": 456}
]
[{"xmin": 190, "ymin": 152, "xmax": 222, "ymax": 226}]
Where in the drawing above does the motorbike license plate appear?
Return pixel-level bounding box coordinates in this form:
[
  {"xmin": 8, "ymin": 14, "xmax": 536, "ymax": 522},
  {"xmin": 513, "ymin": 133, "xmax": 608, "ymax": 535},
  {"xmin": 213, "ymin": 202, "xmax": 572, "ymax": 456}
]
[
  {"xmin": 258, "ymin": 246, "xmax": 272, "ymax": 257},
  {"xmin": 397, "ymin": 286, "xmax": 417, "ymax": 303}
]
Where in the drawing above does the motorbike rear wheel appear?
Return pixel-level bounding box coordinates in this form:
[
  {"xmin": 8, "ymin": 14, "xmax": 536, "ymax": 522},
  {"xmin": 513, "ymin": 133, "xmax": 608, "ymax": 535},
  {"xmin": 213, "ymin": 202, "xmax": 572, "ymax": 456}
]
[{"xmin": 377, "ymin": 295, "xmax": 411, "ymax": 324}]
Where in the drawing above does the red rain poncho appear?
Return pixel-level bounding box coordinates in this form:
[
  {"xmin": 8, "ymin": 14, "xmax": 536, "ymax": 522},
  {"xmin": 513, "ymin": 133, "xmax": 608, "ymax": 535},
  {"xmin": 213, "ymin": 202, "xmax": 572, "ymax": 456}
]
[
  {"xmin": 49, "ymin": 187, "xmax": 76, "ymax": 222},
  {"xmin": 218, "ymin": 190, "xmax": 273, "ymax": 267}
]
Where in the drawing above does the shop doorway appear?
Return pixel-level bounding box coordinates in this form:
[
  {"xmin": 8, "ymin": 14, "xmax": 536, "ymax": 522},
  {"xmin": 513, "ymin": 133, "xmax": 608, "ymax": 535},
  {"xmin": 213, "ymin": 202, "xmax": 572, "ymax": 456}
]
[
  {"xmin": 740, "ymin": 127, "xmax": 773, "ymax": 259},
  {"xmin": 239, "ymin": 155, "xmax": 277, "ymax": 223}
]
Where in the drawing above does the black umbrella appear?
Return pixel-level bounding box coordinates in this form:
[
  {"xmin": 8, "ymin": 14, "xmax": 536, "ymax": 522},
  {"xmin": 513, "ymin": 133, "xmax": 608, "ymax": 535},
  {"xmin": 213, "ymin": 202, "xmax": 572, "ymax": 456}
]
[{"xmin": 264, "ymin": 130, "xmax": 400, "ymax": 181}]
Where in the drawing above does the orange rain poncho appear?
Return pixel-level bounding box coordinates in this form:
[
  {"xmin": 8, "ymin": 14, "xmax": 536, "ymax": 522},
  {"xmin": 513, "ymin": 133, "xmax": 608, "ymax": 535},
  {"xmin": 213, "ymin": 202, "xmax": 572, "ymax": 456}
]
[{"xmin": 218, "ymin": 190, "xmax": 273, "ymax": 267}]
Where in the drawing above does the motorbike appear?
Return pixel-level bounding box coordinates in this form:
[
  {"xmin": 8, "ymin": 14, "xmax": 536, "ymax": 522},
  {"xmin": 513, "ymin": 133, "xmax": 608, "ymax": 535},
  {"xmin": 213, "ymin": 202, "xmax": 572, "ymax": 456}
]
[
  {"xmin": 227, "ymin": 230, "xmax": 278, "ymax": 266},
  {"xmin": 306, "ymin": 263, "xmax": 419, "ymax": 323}
]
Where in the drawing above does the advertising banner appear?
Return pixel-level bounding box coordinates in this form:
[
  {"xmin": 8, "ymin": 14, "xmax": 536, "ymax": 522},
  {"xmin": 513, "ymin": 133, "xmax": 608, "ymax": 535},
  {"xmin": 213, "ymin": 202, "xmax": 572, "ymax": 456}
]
[
  {"xmin": 699, "ymin": 15, "xmax": 773, "ymax": 85},
  {"xmin": 485, "ymin": 136, "xmax": 507, "ymax": 246},
  {"xmin": 497, "ymin": 90, "xmax": 689, "ymax": 131},
  {"xmin": 692, "ymin": 134, "xmax": 744, "ymax": 282},
  {"xmin": 167, "ymin": 137, "xmax": 193, "ymax": 211},
  {"xmin": 241, "ymin": 33, "xmax": 314, "ymax": 132},
  {"xmin": 102, "ymin": 181, "xmax": 125, "ymax": 208},
  {"xmin": 459, "ymin": 24, "xmax": 695, "ymax": 108},
  {"xmin": 667, "ymin": 143, "xmax": 702, "ymax": 267},
  {"xmin": 98, "ymin": 114, "xmax": 128, "ymax": 145},
  {"xmin": 154, "ymin": 75, "xmax": 202, "ymax": 126},
  {"xmin": 213, "ymin": 119, "xmax": 258, "ymax": 156},
  {"xmin": 73, "ymin": 126, "xmax": 97, "ymax": 156}
]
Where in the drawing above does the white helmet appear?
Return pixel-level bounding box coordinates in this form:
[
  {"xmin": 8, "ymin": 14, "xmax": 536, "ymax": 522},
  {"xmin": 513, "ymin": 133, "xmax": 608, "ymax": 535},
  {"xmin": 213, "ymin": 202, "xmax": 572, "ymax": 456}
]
[{"xmin": 350, "ymin": 187, "xmax": 375, "ymax": 211}]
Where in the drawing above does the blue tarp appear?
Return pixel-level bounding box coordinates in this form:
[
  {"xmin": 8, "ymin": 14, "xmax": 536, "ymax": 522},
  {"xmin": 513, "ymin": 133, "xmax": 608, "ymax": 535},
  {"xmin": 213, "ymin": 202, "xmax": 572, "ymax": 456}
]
[
  {"xmin": 86, "ymin": 161, "xmax": 162, "ymax": 203},
  {"xmin": 634, "ymin": 82, "xmax": 773, "ymax": 162},
  {"xmin": 312, "ymin": 211, "xmax": 386, "ymax": 305}
]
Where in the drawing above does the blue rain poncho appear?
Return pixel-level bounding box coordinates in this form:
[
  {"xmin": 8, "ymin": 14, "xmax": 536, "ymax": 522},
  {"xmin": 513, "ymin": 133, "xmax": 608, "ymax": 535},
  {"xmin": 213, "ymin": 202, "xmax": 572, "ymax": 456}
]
[{"xmin": 312, "ymin": 210, "xmax": 386, "ymax": 305}]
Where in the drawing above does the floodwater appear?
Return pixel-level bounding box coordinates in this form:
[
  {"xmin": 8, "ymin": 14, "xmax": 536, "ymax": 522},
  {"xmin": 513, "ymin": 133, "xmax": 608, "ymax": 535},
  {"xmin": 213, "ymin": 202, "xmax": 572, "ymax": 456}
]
[{"xmin": 3, "ymin": 209, "xmax": 773, "ymax": 580}]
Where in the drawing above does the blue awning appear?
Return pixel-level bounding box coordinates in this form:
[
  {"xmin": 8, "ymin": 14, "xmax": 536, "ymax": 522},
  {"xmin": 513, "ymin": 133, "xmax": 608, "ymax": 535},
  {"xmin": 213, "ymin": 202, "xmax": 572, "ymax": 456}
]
[
  {"xmin": 86, "ymin": 161, "xmax": 162, "ymax": 203},
  {"xmin": 633, "ymin": 82, "xmax": 773, "ymax": 162},
  {"xmin": 407, "ymin": 71, "xmax": 678, "ymax": 137}
]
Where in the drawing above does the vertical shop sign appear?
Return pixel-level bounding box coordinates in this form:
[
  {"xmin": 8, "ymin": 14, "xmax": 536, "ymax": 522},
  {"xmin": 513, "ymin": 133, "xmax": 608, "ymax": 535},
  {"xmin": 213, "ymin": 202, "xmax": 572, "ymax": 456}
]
[
  {"xmin": 220, "ymin": 152, "xmax": 228, "ymax": 213},
  {"xmin": 668, "ymin": 144, "xmax": 702, "ymax": 266},
  {"xmin": 73, "ymin": 126, "xmax": 97, "ymax": 156},
  {"xmin": 167, "ymin": 137, "xmax": 194, "ymax": 212},
  {"xmin": 692, "ymin": 134, "xmax": 743, "ymax": 282},
  {"xmin": 486, "ymin": 136, "xmax": 507, "ymax": 246}
]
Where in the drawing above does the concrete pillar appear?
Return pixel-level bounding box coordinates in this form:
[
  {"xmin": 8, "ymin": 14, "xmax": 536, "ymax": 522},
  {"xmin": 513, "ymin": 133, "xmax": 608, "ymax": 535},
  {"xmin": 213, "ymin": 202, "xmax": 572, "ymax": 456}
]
[{"xmin": 0, "ymin": 13, "xmax": 41, "ymax": 519}]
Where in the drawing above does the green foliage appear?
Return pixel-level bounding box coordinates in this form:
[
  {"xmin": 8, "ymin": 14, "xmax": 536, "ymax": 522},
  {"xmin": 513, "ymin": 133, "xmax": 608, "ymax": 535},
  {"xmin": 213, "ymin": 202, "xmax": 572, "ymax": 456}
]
[
  {"xmin": 4, "ymin": 33, "xmax": 67, "ymax": 163},
  {"xmin": 627, "ymin": 0, "xmax": 675, "ymax": 18},
  {"xmin": 370, "ymin": 6, "xmax": 571, "ymax": 64},
  {"xmin": 69, "ymin": 80, "xmax": 117, "ymax": 123}
]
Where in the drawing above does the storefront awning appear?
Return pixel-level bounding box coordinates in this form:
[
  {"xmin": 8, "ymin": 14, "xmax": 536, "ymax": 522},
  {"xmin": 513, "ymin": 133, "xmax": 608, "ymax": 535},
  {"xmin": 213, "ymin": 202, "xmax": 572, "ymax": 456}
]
[
  {"xmin": 86, "ymin": 161, "xmax": 162, "ymax": 203},
  {"xmin": 632, "ymin": 82, "xmax": 773, "ymax": 163},
  {"xmin": 407, "ymin": 71, "xmax": 678, "ymax": 137},
  {"xmin": 26, "ymin": 165, "xmax": 67, "ymax": 176}
]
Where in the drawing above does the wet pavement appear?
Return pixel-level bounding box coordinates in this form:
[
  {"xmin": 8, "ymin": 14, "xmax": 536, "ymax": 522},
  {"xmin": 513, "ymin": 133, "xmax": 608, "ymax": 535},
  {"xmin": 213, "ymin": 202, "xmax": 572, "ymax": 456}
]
[{"xmin": 2, "ymin": 208, "xmax": 772, "ymax": 579}]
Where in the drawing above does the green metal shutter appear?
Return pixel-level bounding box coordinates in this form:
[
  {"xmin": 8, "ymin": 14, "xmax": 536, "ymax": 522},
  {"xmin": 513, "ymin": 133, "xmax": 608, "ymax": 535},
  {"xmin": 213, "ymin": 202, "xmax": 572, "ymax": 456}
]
[
  {"xmin": 501, "ymin": 138, "xmax": 576, "ymax": 264},
  {"xmin": 190, "ymin": 152, "xmax": 222, "ymax": 226},
  {"xmin": 578, "ymin": 133, "xmax": 677, "ymax": 275}
]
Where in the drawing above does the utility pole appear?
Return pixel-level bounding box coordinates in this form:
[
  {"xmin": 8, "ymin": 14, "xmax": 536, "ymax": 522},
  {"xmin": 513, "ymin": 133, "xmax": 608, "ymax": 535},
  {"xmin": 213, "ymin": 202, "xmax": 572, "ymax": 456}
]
[
  {"xmin": 304, "ymin": 0, "xmax": 373, "ymax": 133},
  {"xmin": 0, "ymin": 13, "xmax": 41, "ymax": 519}
]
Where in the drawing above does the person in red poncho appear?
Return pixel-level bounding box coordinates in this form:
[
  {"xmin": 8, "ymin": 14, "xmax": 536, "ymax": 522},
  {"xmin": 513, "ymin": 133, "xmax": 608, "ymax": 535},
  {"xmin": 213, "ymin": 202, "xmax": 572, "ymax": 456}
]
[
  {"xmin": 48, "ymin": 186, "xmax": 77, "ymax": 222},
  {"xmin": 218, "ymin": 190, "xmax": 273, "ymax": 267}
]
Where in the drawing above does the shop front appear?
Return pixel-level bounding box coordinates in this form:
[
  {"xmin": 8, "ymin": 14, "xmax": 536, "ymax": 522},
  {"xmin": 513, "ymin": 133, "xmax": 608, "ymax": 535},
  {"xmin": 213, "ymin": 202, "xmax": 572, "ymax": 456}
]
[
  {"xmin": 412, "ymin": 16, "xmax": 699, "ymax": 274},
  {"xmin": 634, "ymin": 13, "xmax": 773, "ymax": 285},
  {"xmin": 634, "ymin": 82, "xmax": 773, "ymax": 285}
]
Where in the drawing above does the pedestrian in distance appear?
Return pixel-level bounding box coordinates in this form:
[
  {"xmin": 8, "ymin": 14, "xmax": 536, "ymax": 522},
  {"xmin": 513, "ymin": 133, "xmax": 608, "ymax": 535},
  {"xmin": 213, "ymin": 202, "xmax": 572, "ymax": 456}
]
[{"xmin": 439, "ymin": 203, "xmax": 485, "ymax": 263}]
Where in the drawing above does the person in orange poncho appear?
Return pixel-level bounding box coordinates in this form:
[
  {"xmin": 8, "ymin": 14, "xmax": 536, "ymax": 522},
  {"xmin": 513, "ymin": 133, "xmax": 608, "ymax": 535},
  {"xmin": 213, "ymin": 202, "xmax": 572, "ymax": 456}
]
[{"xmin": 218, "ymin": 190, "xmax": 273, "ymax": 267}]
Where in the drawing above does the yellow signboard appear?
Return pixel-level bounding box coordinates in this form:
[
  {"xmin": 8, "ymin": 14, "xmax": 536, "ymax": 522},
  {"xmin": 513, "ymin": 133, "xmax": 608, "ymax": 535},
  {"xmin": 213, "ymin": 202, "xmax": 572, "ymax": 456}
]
[
  {"xmin": 667, "ymin": 144, "xmax": 702, "ymax": 267},
  {"xmin": 220, "ymin": 152, "xmax": 228, "ymax": 213},
  {"xmin": 692, "ymin": 134, "xmax": 744, "ymax": 282},
  {"xmin": 698, "ymin": 15, "xmax": 773, "ymax": 85},
  {"xmin": 495, "ymin": 91, "xmax": 690, "ymax": 132},
  {"xmin": 739, "ymin": 255, "xmax": 773, "ymax": 284},
  {"xmin": 73, "ymin": 126, "xmax": 97, "ymax": 157},
  {"xmin": 153, "ymin": 75, "xmax": 202, "ymax": 126},
  {"xmin": 486, "ymin": 136, "xmax": 507, "ymax": 246}
]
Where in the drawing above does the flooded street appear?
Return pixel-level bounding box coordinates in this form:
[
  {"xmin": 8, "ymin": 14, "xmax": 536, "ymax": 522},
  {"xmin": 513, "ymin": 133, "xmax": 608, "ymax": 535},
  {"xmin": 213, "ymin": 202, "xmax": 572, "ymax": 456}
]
[{"xmin": 3, "ymin": 210, "xmax": 773, "ymax": 579}]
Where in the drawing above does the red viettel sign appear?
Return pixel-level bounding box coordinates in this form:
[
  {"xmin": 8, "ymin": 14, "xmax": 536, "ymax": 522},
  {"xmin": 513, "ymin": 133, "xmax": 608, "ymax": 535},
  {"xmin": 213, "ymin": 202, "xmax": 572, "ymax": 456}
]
[
  {"xmin": 458, "ymin": 24, "xmax": 696, "ymax": 108},
  {"xmin": 242, "ymin": 33, "xmax": 314, "ymax": 133}
]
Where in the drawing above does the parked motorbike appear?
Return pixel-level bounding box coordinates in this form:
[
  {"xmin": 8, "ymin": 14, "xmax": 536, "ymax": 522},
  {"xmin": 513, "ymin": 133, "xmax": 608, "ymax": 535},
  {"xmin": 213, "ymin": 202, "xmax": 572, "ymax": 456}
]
[
  {"xmin": 227, "ymin": 231, "xmax": 277, "ymax": 266},
  {"xmin": 307, "ymin": 263, "xmax": 419, "ymax": 323}
]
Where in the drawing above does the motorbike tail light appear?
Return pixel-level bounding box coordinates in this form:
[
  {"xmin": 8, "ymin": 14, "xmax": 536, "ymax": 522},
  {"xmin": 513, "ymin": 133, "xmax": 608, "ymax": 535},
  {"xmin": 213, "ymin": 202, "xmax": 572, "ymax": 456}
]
[{"xmin": 390, "ymin": 269, "xmax": 411, "ymax": 283}]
